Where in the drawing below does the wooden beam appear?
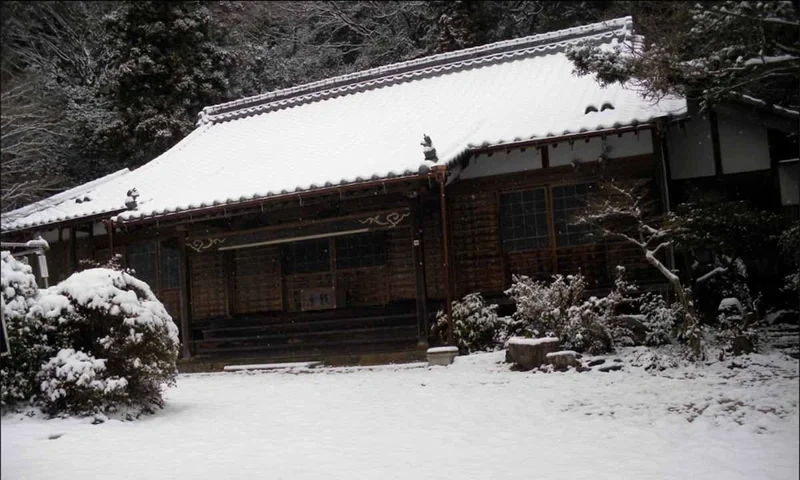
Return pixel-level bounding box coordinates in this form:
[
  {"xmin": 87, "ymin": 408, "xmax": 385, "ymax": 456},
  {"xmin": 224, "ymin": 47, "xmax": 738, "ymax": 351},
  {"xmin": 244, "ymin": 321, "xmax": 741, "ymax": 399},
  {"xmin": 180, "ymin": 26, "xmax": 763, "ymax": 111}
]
[
  {"xmin": 709, "ymin": 109, "xmax": 723, "ymax": 177},
  {"xmin": 432, "ymin": 165, "xmax": 454, "ymax": 345},
  {"xmin": 545, "ymin": 187, "xmax": 558, "ymax": 274},
  {"xmin": 224, "ymin": 251, "xmax": 235, "ymax": 319},
  {"xmin": 410, "ymin": 198, "xmax": 429, "ymax": 345},
  {"xmin": 329, "ymin": 237, "xmax": 338, "ymax": 308},
  {"xmin": 217, "ymin": 228, "xmax": 370, "ymax": 251},
  {"xmin": 652, "ymin": 126, "xmax": 675, "ymax": 271},
  {"xmin": 539, "ymin": 145, "xmax": 550, "ymax": 169},
  {"xmin": 178, "ymin": 235, "xmax": 192, "ymax": 358},
  {"xmin": 69, "ymin": 227, "xmax": 77, "ymax": 273}
]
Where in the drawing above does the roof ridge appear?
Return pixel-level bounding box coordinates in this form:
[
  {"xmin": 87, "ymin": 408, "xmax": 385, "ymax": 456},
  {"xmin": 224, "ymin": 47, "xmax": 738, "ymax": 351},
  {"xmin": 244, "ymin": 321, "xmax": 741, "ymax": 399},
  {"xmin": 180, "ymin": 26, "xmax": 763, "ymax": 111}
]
[{"xmin": 199, "ymin": 16, "xmax": 633, "ymax": 124}]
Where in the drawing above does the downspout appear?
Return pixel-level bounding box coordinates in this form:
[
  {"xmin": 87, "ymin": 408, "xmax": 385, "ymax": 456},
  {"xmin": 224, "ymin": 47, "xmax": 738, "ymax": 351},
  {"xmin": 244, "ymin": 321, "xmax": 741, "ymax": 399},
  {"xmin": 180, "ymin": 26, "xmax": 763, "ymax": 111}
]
[{"xmin": 433, "ymin": 165, "xmax": 454, "ymax": 346}]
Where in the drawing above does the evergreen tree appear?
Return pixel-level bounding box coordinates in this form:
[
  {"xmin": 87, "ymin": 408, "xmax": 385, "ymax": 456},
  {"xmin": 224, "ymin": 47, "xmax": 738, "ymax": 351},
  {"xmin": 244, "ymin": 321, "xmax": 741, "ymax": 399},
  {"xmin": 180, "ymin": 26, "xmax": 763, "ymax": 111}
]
[{"xmin": 103, "ymin": 1, "xmax": 232, "ymax": 168}]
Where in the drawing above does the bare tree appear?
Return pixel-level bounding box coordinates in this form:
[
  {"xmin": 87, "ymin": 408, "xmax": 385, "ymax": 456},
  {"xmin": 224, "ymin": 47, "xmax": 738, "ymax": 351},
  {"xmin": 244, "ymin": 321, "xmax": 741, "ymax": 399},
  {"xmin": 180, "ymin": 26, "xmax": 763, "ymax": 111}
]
[
  {"xmin": 1, "ymin": 79, "xmax": 65, "ymax": 214},
  {"xmin": 574, "ymin": 180, "xmax": 703, "ymax": 356}
]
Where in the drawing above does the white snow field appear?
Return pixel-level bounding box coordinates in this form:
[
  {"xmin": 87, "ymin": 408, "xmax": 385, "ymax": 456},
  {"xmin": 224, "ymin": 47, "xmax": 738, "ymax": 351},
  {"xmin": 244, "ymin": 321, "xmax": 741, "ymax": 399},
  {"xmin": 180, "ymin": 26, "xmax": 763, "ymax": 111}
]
[{"xmin": 2, "ymin": 348, "xmax": 798, "ymax": 480}]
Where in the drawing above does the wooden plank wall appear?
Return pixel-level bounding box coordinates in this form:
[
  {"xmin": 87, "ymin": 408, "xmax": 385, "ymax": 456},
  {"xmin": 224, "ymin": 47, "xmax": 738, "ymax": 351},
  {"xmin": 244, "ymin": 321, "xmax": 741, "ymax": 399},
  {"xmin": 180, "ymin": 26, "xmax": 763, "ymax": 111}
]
[
  {"xmin": 449, "ymin": 189, "xmax": 505, "ymax": 295},
  {"xmin": 190, "ymin": 251, "xmax": 227, "ymax": 320},
  {"xmin": 385, "ymin": 227, "xmax": 415, "ymax": 302},
  {"xmin": 448, "ymin": 155, "xmax": 661, "ymax": 297},
  {"xmin": 160, "ymin": 289, "xmax": 182, "ymax": 320},
  {"xmin": 284, "ymin": 272, "xmax": 334, "ymax": 312},
  {"xmin": 233, "ymin": 246, "xmax": 282, "ymax": 314},
  {"xmin": 187, "ymin": 224, "xmax": 418, "ymax": 320},
  {"xmin": 337, "ymin": 267, "xmax": 387, "ymax": 307},
  {"xmin": 421, "ymin": 200, "xmax": 445, "ymax": 300}
]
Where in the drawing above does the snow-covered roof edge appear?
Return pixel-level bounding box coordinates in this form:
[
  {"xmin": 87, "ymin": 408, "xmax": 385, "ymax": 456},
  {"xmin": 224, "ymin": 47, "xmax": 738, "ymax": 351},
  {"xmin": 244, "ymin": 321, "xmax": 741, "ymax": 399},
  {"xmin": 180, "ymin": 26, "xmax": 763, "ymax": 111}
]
[
  {"xmin": 198, "ymin": 16, "xmax": 635, "ymax": 125},
  {"xmin": 1, "ymin": 168, "xmax": 131, "ymax": 233}
]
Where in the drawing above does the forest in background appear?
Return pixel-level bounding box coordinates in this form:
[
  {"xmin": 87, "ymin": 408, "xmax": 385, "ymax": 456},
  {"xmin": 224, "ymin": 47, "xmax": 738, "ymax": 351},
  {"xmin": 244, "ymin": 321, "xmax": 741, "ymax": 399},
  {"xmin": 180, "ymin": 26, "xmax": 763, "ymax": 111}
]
[{"xmin": 1, "ymin": 1, "xmax": 797, "ymax": 212}]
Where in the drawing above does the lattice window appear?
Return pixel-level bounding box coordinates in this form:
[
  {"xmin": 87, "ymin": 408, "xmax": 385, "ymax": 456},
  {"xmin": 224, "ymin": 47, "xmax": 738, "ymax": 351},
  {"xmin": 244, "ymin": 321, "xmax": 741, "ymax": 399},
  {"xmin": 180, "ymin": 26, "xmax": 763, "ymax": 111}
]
[
  {"xmin": 127, "ymin": 242, "xmax": 157, "ymax": 288},
  {"xmin": 336, "ymin": 232, "xmax": 386, "ymax": 269},
  {"xmin": 159, "ymin": 242, "xmax": 181, "ymax": 289},
  {"xmin": 282, "ymin": 239, "xmax": 330, "ymax": 274},
  {"xmin": 552, "ymin": 183, "xmax": 597, "ymax": 247},
  {"xmin": 499, "ymin": 188, "xmax": 549, "ymax": 251}
]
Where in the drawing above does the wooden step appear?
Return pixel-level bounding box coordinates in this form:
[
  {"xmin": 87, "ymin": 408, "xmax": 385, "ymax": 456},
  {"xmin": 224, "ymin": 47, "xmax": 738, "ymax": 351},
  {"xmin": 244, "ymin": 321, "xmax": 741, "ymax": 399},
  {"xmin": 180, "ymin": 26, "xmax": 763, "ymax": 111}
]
[
  {"xmin": 194, "ymin": 334, "xmax": 420, "ymax": 357},
  {"xmin": 201, "ymin": 313, "xmax": 416, "ymax": 339},
  {"xmin": 197, "ymin": 324, "xmax": 418, "ymax": 346}
]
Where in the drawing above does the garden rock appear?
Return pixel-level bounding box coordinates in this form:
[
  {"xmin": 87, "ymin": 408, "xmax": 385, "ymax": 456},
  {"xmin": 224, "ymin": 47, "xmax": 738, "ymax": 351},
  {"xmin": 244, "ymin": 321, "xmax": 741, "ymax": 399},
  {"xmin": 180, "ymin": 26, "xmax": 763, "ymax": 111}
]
[
  {"xmin": 587, "ymin": 359, "xmax": 606, "ymax": 367},
  {"xmin": 598, "ymin": 364, "xmax": 624, "ymax": 372},
  {"xmin": 731, "ymin": 335, "xmax": 754, "ymax": 356},
  {"xmin": 546, "ymin": 350, "xmax": 580, "ymax": 371},
  {"xmin": 609, "ymin": 315, "xmax": 648, "ymax": 345},
  {"xmin": 427, "ymin": 346, "xmax": 458, "ymax": 366},
  {"xmin": 507, "ymin": 337, "xmax": 560, "ymax": 371}
]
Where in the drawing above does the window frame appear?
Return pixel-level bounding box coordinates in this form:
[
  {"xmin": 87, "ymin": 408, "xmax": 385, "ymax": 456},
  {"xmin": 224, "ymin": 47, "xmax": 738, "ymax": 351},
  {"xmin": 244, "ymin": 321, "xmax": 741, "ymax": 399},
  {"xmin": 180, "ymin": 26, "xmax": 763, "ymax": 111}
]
[
  {"xmin": 498, "ymin": 187, "xmax": 551, "ymax": 252},
  {"xmin": 335, "ymin": 232, "xmax": 387, "ymax": 270},
  {"xmin": 551, "ymin": 182, "xmax": 598, "ymax": 248},
  {"xmin": 126, "ymin": 241, "xmax": 158, "ymax": 289},
  {"xmin": 281, "ymin": 238, "xmax": 331, "ymax": 275}
]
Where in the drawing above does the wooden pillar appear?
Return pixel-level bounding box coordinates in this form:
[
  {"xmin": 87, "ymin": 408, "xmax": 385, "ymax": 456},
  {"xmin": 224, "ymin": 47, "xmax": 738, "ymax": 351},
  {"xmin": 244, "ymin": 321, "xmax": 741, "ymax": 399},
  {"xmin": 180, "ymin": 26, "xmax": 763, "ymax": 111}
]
[
  {"xmin": 69, "ymin": 226, "xmax": 78, "ymax": 273},
  {"xmin": 224, "ymin": 251, "xmax": 235, "ymax": 318},
  {"xmin": 433, "ymin": 166, "xmax": 454, "ymax": 346},
  {"xmin": 545, "ymin": 187, "xmax": 558, "ymax": 274},
  {"xmin": 652, "ymin": 123, "xmax": 675, "ymax": 271},
  {"xmin": 410, "ymin": 197, "xmax": 428, "ymax": 345},
  {"xmin": 709, "ymin": 109, "xmax": 723, "ymax": 177},
  {"xmin": 178, "ymin": 234, "xmax": 192, "ymax": 359}
]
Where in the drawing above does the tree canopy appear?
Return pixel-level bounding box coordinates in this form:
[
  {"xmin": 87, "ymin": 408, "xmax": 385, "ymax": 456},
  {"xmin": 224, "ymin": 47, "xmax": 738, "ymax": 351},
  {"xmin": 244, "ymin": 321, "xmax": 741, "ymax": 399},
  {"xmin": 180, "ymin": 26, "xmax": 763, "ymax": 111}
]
[{"xmin": 567, "ymin": 1, "xmax": 800, "ymax": 111}]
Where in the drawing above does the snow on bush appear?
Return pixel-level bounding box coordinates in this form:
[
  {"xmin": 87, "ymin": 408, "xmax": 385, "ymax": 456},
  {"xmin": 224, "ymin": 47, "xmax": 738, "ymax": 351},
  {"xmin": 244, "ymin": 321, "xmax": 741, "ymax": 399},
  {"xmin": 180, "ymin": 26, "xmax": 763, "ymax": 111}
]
[
  {"xmin": 432, "ymin": 293, "xmax": 506, "ymax": 353},
  {"xmin": 38, "ymin": 348, "xmax": 128, "ymax": 415},
  {"xmin": 2, "ymin": 256, "xmax": 179, "ymax": 416},
  {"xmin": 693, "ymin": 256, "xmax": 755, "ymax": 324},
  {"xmin": 0, "ymin": 251, "xmax": 54, "ymax": 409},
  {"xmin": 639, "ymin": 293, "xmax": 677, "ymax": 347},
  {"xmin": 505, "ymin": 273, "xmax": 613, "ymax": 354},
  {"xmin": 716, "ymin": 297, "xmax": 759, "ymax": 355},
  {"xmin": 46, "ymin": 268, "xmax": 180, "ymax": 414}
]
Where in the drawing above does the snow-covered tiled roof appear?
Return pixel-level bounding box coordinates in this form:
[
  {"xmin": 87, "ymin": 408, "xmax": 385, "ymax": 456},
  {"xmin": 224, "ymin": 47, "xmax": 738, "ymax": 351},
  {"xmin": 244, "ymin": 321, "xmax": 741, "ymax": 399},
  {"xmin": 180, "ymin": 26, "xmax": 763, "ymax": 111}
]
[
  {"xmin": 2, "ymin": 168, "xmax": 131, "ymax": 232},
  {"xmin": 1, "ymin": 16, "xmax": 685, "ymax": 233}
]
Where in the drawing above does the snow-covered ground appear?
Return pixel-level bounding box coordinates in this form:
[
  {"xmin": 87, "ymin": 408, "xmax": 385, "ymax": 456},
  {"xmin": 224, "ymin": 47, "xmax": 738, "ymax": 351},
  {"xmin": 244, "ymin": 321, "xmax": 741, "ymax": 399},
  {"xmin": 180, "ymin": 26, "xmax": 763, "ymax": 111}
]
[{"xmin": 2, "ymin": 348, "xmax": 798, "ymax": 480}]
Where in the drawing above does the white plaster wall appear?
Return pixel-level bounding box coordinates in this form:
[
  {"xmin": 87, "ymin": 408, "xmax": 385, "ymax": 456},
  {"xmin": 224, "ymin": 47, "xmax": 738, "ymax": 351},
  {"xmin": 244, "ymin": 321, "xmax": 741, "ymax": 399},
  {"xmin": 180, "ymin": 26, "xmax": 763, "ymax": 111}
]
[
  {"xmin": 460, "ymin": 130, "xmax": 655, "ymax": 179},
  {"xmin": 717, "ymin": 111, "xmax": 770, "ymax": 174},
  {"xmin": 92, "ymin": 221, "xmax": 108, "ymax": 237},
  {"xmin": 548, "ymin": 130, "xmax": 653, "ymax": 167},
  {"xmin": 779, "ymin": 161, "xmax": 800, "ymax": 206},
  {"xmin": 666, "ymin": 114, "xmax": 715, "ymax": 179},
  {"xmin": 606, "ymin": 129, "xmax": 653, "ymax": 158},
  {"xmin": 40, "ymin": 229, "xmax": 61, "ymax": 244},
  {"xmin": 460, "ymin": 146, "xmax": 542, "ymax": 179}
]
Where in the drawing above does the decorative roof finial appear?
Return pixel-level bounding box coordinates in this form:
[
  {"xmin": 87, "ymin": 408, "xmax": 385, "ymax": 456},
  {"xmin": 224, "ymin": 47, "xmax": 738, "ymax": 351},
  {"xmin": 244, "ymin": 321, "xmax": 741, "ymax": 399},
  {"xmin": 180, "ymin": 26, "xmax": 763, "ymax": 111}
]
[
  {"xmin": 125, "ymin": 188, "xmax": 139, "ymax": 210},
  {"xmin": 421, "ymin": 134, "xmax": 438, "ymax": 162}
]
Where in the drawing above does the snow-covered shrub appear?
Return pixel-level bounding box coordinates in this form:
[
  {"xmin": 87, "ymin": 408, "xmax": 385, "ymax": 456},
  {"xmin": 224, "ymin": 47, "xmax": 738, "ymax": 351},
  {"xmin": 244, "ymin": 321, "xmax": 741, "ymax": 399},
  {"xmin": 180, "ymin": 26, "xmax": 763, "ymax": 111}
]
[
  {"xmin": 779, "ymin": 221, "xmax": 800, "ymax": 298},
  {"xmin": 38, "ymin": 348, "xmax": 128, "ymax": 415},
  {"xmin": 0, "ymin": 251, "xmax": 55, "ymax": 409},
  {"xmin": 639, "ymin": 293, "xmax": 677, "ymax": 347},
  {"xmin": 505, "ymin": 274, "xmax": 586, "ymax": 337},
  {"xmin": 562, "ymin": 297, "xmax": 614, "ymax": 354},
  {"xmin": 505, "ymin": 274, "xmax": 612, "ymax": 354},
  {"xmin": 693, "ymin": 257, "xmax": 754, "ymax": 324},
  {"xmin": 716, "ymin": 298, "xmax": 759, "ymax": 355},
  {"xmin": 43, "ymin": 268, "xmax": 180, "ymax": 414},
  {"xmin": 432, "ymin": 293, "xmax": 506, "ymax": 353}
]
